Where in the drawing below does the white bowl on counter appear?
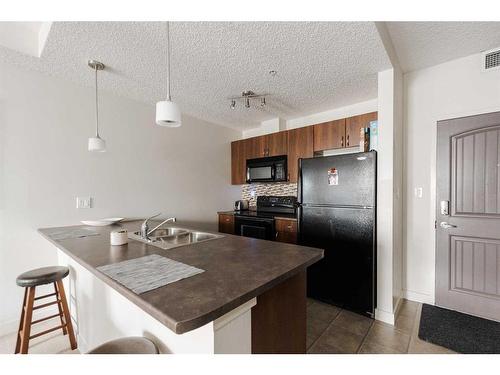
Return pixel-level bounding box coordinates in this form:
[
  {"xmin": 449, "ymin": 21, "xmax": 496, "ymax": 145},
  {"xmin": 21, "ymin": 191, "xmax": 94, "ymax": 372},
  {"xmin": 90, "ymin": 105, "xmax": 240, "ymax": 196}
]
[{"xmin": 81, "ymin": 218, "xmax": 125, "ymax": 227}]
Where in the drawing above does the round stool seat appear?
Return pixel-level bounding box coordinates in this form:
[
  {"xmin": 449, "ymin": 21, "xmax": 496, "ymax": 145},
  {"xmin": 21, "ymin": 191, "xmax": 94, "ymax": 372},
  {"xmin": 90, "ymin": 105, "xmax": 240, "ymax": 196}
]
[
  {"xmin": 87, "ymin": 337, "xmax": 159, "ymax": 354},
  {"xmin": 16, "ymin": 266, "xmax": 69, "ymax": 287}
]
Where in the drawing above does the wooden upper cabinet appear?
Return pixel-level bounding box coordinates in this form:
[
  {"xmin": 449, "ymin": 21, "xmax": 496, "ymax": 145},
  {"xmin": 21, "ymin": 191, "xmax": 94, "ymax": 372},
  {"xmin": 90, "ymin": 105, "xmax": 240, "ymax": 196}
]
[
  {"xmin": 287, "ymin": 126, "xmax": 313, "ymax": 182},
  {"xmin": 245, "ymin": 132, "xmax": 288, "ymax": 159},
  {"xmin": 246, "ymin": 135, "xmax": 267, "ymax": 159},
  {"xmin": 266, "ymin": 132, "xmax": 288, "ymax": 157},
  {"xmin": 231, "ymin": 140, "xmax": 247, "ymax": 185},
  {"xmin": 313, "ymin": 119, "xmax": 346, "ymax": 151},
  {"xmin": 345, "ymin": 112, "xmax": 378, "ymax": 148}
]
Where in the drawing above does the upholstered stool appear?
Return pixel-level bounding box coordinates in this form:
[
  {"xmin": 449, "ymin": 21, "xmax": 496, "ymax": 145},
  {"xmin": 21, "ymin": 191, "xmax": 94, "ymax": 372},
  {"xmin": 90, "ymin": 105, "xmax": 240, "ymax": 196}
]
[
  {"xmin": 87, "ymin": 337, "xmax": 159, "ymax": 354},
  {"xmin": 15, "ymin": 266, "xmax": 77, "ymax": 354}
]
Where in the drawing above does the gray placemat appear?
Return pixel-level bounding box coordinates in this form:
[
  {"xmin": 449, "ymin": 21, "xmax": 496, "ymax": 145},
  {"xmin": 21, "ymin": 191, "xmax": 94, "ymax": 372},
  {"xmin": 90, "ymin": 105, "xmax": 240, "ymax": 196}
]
[
  {"xmin": 48, "ymin": 228, "xmax": 100, "ymax": 240},
  {"xmin": 97, "ymin": 254, "xmax": 204, "ymax": 294}
]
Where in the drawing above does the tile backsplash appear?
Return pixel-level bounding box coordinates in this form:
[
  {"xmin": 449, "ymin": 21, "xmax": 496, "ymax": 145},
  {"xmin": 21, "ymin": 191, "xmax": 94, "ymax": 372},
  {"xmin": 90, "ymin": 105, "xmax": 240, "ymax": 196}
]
[{"xmin": 241, "ymin": 182, "xmax": 298, "ymax": 207}]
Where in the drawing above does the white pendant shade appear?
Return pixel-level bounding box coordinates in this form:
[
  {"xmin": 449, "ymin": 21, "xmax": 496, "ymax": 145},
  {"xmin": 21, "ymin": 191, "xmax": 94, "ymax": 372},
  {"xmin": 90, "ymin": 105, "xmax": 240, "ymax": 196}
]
[
  {"xmin": 156, "ymin": 100, "xmax": 181, "ymax": 127},
  {"xmin": 88, "ymin": 59, "xmax": 106, "ymax": 152},
  {"xmin": 88, "ymin": 136, "xmax": 106, "ymax": 152},
  {"xmin": 156, "ymin": 22, "xmax": 181, "ymax": 128}
]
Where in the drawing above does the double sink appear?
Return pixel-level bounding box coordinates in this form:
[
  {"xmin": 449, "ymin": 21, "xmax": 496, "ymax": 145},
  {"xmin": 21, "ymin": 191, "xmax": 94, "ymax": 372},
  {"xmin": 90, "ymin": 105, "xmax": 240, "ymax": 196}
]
[{"xmin": 128, "ymin": 227, "xmax": 223, "ymax": 250}]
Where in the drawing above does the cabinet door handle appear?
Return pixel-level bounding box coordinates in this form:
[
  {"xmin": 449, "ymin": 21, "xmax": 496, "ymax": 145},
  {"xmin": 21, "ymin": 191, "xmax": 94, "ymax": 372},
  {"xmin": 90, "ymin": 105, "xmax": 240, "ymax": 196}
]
[
  {"xmin": 347, "ymin": 134, "xmax": 349, "ymax": 146},
  {"xmin": 275, "ymin": 232, "xmax": 279, "ymax": 238},
  {"xmin": 341, "ymin": 136, "xmax": 344, "ymax": 147}
]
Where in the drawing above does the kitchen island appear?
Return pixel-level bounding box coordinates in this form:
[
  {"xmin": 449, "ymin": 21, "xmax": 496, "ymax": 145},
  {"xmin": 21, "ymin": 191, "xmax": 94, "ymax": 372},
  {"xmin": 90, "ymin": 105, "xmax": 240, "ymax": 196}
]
[{"xmin": 38, "ymin": 221, "xmax": 323, "ymax": 354}]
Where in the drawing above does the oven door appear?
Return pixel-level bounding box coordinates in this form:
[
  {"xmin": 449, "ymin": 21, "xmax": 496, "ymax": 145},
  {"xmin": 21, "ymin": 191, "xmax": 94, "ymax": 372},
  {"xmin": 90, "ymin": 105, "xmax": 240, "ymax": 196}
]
[{"xmin": 234, "ymin": 216, "xmax": 275, "ymax": 240}]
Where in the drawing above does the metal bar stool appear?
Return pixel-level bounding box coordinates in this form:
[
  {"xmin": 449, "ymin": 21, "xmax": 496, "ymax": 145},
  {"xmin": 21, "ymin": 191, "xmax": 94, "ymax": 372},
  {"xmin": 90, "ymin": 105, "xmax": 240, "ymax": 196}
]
[{"xmin": 15, "ymin": 266, "xmax": 77, "ymax": 354}]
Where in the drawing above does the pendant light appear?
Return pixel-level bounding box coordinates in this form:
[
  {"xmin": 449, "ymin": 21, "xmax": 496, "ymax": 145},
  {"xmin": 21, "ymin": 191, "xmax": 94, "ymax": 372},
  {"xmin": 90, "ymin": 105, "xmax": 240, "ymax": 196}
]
[
  {"xmin": 156, "ymin": 22, "xmax": 181, "ymax": 127},
  {"xmin": 88, "ymin": 60, "xmax": 106, "ymax": 152}
]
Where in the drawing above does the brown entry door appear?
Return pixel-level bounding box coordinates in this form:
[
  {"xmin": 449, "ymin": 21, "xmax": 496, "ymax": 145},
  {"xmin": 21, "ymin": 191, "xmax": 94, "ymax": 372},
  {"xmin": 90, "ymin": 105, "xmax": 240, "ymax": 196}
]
[{"xmin": 436, "ymin": 111, "xmax": 500, "ymax": 322}]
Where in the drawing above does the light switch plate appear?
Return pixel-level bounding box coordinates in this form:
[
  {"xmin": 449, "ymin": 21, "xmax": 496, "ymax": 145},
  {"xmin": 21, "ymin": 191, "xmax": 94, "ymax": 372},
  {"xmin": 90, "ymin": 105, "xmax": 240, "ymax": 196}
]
[
  {"xmin": 414, "ymin": 187, "xmax": 423, "ymax": 199},
  {"xmin": 76, "ymin": 196, "xmax": 92, "ymax": 209}
]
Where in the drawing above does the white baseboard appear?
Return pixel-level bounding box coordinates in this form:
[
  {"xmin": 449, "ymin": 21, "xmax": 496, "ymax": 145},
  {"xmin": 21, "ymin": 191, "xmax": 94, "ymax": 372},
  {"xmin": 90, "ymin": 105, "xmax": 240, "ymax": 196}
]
[
  {"xmin": 403, "ymin": 289, "xmax": 434, "ymax": 305},
  {"xmin": 375, "ymin": 308, "xmax": 395, "ymax": 325},
  {"xmin": 393, "ymin": 297, "xmax": 403, "ymax": 319}
]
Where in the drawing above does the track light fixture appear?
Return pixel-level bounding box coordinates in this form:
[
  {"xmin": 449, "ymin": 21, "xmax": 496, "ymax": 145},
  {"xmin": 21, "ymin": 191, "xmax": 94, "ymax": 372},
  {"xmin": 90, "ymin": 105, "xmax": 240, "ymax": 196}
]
[{"xmin": 228, "ymin": 90, "xmax": 268, "ymax": 110}]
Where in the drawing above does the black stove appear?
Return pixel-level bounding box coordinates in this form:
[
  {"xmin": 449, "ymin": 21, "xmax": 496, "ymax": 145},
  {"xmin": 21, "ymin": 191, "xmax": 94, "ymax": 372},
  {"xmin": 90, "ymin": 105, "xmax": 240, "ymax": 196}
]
[
  {"xmin": 234, "ymin": 196, "xmax": 297, "ymax": 218},
  {"xmin": 234, "ymin": 196, "xmax": 297, "ymax": 240}
]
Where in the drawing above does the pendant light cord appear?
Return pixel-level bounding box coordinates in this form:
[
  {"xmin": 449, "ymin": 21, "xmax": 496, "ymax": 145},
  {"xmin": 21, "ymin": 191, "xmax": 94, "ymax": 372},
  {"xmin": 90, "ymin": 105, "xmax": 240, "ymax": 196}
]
[
  {"xmin": 95, "ymin": 66, "xmax": 100, "ymax": 137},
  {"xmin": 166, "ymin": 21, "xmax": 171, "ymax": 101}
]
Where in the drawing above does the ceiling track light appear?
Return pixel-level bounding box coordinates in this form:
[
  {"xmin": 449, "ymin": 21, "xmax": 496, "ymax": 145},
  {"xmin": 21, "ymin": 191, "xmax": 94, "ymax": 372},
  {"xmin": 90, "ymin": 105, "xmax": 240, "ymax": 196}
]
[
  {"xmin": 88, "ymin": 59, "xmax": 106, "ymax": 152},
  {"xmin": 228, "ymin": 90, "xmax": 268, "ymax": 110}
]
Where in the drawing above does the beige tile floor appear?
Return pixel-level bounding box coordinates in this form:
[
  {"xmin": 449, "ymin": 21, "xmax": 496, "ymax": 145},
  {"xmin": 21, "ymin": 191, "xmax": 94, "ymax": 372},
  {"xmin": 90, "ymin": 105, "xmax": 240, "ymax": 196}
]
[
  {"xmin": 307, "ymin": 298, "xmax": 456, "ymax": 354},
  {"xmin": 0, "ymin": 319, "xmax": 79, "ymax": 354},
  {"xmin": 0, "ymin": 298, "xmax": 455, "ymax": 354}
]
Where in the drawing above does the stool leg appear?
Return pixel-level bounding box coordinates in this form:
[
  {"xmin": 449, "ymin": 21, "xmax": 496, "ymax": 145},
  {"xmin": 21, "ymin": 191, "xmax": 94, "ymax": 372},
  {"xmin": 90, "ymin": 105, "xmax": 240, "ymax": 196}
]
[
  {"xmin": 19, "ymin": 286, "xmax": 36, "ymax": 354},
  {"xmin": 56, "ymin": 280, "xmax": 77, "ymax": 350},
  {"xmin": 15, "ymin": 288, "xmax": 28, "ymax": 354},
  {"xmin": 53, "ymin": 282, "xmax": 67, "ymax": 335}
]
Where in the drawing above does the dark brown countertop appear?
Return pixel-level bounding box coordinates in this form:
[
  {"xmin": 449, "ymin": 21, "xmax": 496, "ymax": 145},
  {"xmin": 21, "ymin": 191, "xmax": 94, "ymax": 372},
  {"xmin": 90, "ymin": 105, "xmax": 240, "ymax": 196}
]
[{"xmin": 38, "ymin": 221, "xmax": 322, "ymax": 334}]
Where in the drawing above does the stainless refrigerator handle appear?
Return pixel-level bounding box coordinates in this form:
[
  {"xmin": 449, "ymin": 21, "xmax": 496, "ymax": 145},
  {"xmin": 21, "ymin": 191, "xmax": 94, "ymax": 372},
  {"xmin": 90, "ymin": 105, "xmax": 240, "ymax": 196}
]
[{"xmin": 297, "ymin": 158, "xmax": 302, "ymax": 203}]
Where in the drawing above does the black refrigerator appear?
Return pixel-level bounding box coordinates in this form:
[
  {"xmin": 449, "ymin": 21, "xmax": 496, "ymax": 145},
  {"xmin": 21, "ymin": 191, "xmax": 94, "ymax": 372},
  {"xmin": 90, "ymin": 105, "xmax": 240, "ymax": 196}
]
[{"xmin": 298, "ymin": 151, "xmax": 376, "ymax": 317}]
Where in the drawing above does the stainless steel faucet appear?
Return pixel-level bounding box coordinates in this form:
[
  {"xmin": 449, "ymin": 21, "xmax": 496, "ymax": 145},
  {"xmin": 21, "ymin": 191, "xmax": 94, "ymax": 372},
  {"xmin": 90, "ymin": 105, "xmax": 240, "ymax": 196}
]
[{"xmin": 140, "ymin": 213, "xmax": 177, "ymax": 240}]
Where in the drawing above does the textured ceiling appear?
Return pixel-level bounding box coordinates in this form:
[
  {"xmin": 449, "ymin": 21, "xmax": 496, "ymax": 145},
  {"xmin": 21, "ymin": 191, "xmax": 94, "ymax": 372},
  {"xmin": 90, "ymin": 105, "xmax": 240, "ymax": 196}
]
[
  {"xmin": 0, "ymin": 22, "xmax": 391, "ymax": 129},
  {"xmin": 386, "ymin": 22, "xmax": 500, "ymax": 72}
]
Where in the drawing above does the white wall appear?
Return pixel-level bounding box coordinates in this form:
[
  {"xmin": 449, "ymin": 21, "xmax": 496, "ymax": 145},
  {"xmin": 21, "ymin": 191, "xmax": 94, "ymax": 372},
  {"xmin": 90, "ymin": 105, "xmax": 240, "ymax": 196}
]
[
  {"xmin": 376, "ymin": 68, "xmax": 404, "ymax": 324},
  {"xmin": 242, "ymin": 118, "xmax": 286, "ymax": 139},
  {"xmin": 404, "ymin": 52, "xmax": 500, "ymax": 304},
  {"xmin": 286, "ymin": 99, "xmax": 378, "ymax": 129},
  {"xmin": 0, "ymin": 63, "xmax": 241, "ymax": 332}
]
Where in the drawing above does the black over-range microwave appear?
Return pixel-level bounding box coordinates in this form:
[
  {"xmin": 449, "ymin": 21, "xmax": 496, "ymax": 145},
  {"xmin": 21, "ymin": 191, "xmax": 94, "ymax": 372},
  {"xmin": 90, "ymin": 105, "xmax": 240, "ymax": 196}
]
[{"xmin": 246, "ymin": 155, "xmax": 287, "ymax": 183}]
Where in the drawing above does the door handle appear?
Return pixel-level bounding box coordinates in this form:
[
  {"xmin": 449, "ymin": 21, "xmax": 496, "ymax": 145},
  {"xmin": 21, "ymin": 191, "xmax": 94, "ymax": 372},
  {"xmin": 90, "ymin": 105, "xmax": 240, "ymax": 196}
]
[
  {"xmin": 347, "ymin": 134, "xmax": 350, "ymax": 146},
  {"xmin": 341, "ymin": 136, "xmax": 344, "ymax": 147},
  {"xmin": 440, "ymin": 221, "xmax": 457, "ymax": 229}
]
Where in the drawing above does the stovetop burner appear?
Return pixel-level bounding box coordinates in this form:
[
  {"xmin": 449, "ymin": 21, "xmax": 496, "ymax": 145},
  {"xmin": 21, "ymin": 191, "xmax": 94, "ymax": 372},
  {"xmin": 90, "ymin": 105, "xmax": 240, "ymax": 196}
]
[{"xmin": 235, "ymin": 195, "xmax": 297, "ymax": 219}]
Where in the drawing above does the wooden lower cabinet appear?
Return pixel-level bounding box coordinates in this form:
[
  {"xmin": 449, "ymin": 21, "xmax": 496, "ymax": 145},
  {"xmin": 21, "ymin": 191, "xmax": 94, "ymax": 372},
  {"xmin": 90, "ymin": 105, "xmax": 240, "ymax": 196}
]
[
  {"xmin": 251, "ymin": 271, "xmax": 306, "ymax": 353},
  {"xmin": 218, "ymin": 214, "xmax": 234, "ymax": 234},
  {"xmin": 274, "ymin": 218, "xmax": 297, "ymax": 244}
]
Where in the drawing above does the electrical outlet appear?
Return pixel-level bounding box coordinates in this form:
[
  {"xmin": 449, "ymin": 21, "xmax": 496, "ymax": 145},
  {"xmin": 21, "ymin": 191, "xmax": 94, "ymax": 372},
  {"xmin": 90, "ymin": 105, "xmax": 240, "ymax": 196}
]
[{"xmin": 76, "ymin": 196, "xmax": 92, "ymax": 209}]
